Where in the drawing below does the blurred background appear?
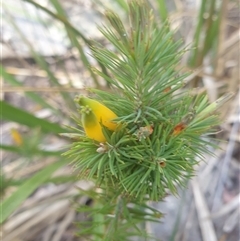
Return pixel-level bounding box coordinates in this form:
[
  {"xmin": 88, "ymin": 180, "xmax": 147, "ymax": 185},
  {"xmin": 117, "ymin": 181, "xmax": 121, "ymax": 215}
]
[{"xmin": 1, "ymin": 0, "xmax": 239, "ymax": 241}]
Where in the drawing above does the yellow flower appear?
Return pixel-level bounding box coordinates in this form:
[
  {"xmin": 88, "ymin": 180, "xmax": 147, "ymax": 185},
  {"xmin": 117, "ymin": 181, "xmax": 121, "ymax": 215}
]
[
  {"xmin": 78, "ymin": 96, "xmax": 118, "ymax": 142},
  {"xmin": 10, "ymin": 129, "xmax": 23, "ymax": 146}
]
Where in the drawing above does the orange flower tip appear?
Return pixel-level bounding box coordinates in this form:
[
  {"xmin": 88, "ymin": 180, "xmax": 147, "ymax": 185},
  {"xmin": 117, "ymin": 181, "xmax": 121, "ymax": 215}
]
[{"xmin": 173, "ymin": 122, "xmax": 186, "ymax": 135}]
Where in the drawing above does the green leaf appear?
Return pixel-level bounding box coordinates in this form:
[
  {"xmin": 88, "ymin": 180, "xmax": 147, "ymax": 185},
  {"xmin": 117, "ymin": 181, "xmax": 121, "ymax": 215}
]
[
  {"xmin": 188, "ymin": 0, "xmax": 207, "ymax": 67},
  {"xmin": 3, "ymin": 175, "xmax": 77, "ymax": 187},
  {"xmin": 0, "ymin": 101, "xmax": 67, "ymax": 134},
  {"xmin": 156, "ymin": 0, "xmax": 169, "ymax": 22},
  {"xmin": 114, "ymin": 0, "xmax": 128, "ymax": 11},
  {"xmin": 0, "ymin": 158, "xmax": 69, "ymax": 224},
  {"xmin": 0, "ymin": 144, "xmax": 63, "ymax": 156}
]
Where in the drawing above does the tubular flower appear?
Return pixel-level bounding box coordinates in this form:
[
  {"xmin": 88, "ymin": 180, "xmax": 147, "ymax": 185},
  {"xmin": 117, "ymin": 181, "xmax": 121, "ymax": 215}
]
[{"xmin": 78, "ymin": 96, "xmax": 118, "ymax": 142}]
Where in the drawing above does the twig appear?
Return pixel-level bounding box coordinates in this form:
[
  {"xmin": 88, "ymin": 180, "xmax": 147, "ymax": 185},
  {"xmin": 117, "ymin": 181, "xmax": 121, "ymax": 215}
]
[
  {"xmin": 52, "ymin": 209, "xmax": 75, "ymax": 241},
  {"xmin": 3, "ymin": 200, "xmax": 70, "ymax": 241},
  {"xmin": 43, "ymin": 224, "xmax": 58, "ymax": 241},
  {"xmin": 192, "ymin": 179, "xmax": 217, "ymax": 241},
  {"xmin": 3, "ymin": 204, "xmax": 46, "ymax": 232},
  {"xmin": 211, "ymin": 107, "xmax": 240, "ymax": 212},
  {"xmin": 223, "ymin": 208, "xmax": 240, "ymax": 233},
  {"xmin": 211, "ymin": 193, "xmax": 240, "ymax": 218}
]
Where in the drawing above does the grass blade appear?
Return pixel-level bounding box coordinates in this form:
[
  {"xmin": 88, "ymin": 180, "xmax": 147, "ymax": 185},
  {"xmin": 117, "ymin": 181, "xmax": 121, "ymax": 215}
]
[
  {"xmin": 156, "ymin": 0, "xmax": 169, "ymax": 22},
  {"xmin": 0, "ymin": 101, "xmax": 67, "ymax": 134},
  {"xmin": 0, "ymin": 158, "xmax": 69, "ymax": 224},
  {"xmin": 188, "ymin": 0, "xmax": 207, "ymax": 67},
  {"xmin": 0, "ymin": 144, "xmax": 63, "ymax": 156},
  {"xmin": 114, "ymin": 0, "xmax": 128, "ymax": 11}
]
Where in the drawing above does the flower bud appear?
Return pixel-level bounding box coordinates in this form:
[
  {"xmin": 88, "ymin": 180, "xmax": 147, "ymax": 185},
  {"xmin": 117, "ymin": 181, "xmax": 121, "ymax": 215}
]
[{"xmin": 77, "ymin": 96, "xmax": 118, "ymax": 142}]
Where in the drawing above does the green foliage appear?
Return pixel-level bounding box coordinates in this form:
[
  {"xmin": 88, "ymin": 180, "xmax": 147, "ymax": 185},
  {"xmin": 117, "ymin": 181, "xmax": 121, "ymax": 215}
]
[
  {"xmin": 2, "ymin": 0, "xmax": 233, "ymax": 239},
  {"xmin": 156, "ymin": 0, "xmax": 169, "ymax": 22},
  {"xmin": 188, "ymin": 0, "xmax": 222, "ymax": 70},
  {"xmin": 65, "ymin": 0, "xmax": 220, "ymax": 201},
  {"xmin": 63, "ymin": 0, "xmax": 231, "ymax": 239},
  {"xmin": 75, "ymin": 188, "xmax": 161, "ymax": 241}
]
